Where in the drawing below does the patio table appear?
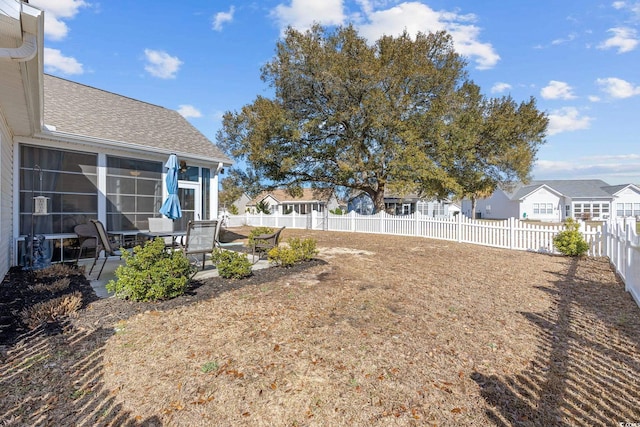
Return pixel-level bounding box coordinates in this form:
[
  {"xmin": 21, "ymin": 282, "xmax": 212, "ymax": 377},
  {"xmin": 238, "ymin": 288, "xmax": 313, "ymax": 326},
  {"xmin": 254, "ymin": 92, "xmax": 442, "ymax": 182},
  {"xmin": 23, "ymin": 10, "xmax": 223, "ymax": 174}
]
[{"xmin": 137, "ymin": 230, "xmax": 187, "ymax": 249}]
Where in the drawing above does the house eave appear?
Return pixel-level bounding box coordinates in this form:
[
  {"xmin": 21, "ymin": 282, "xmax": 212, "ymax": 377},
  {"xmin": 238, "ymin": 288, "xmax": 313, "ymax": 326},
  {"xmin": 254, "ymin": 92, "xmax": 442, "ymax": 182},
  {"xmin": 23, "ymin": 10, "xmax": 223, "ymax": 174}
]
[{"xmin": 517, "ymin": 184, "xmax": 564, "ymax": 201}]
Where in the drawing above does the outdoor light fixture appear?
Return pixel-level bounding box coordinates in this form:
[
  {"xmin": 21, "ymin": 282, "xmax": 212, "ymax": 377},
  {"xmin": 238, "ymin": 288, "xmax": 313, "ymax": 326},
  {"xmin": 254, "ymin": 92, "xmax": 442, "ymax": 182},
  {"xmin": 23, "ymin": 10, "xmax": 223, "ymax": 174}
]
[
  {"xmin": 31, "ymin": 165, "xmax": 49, "ymax": 216},
  {"xmin": 179, "ymin": 160, "xmax": 188, "ymax": 173},
  {"xmin": 33, "ymin": 195, "xmax": 49, "ymax": 215}
]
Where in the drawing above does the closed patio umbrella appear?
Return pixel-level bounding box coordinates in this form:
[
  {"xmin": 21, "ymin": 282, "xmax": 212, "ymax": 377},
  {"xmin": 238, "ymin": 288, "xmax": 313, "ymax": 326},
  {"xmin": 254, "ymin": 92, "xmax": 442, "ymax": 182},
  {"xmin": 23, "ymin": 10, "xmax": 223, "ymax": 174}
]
[{"xmin": 159, "ymin": 154, "xmax": 182, "ymax": 220}]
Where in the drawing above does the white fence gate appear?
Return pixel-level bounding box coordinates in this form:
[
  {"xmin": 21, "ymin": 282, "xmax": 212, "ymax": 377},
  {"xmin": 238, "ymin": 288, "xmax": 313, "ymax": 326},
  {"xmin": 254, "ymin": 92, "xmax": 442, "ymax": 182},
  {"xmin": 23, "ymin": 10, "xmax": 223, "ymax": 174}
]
[{"xmin": 229, "ymin": 211, "xmax": 639, "ymax": 307}]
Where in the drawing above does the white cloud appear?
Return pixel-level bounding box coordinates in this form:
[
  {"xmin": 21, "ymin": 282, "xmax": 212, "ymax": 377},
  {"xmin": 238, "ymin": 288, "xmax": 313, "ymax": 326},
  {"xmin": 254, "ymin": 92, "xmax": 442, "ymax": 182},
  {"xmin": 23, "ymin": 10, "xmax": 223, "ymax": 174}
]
[
  {"xmin": 534, "ymin": 155, "xmax": 640, "ymax": 183},
  {"xmin": 598, "ymin": 27, "xmax": 639, "ymax": 53},
  {"xmin": 29, "ymin": 0, "xmax": 88, "ymax": 41},
  {"xmin": 612, "ymin": 1, "xmax": 626, "ymax": 10},
  {"xmin": 588, "ymin": 95, "xmax": 601, "ymax": 102},
  {"xmin": 541, "ymin": 80, "xmax": 576, "ymax": 100},
  {"xmin": 357, "ymin": 2, "xmax": 499, "ymax": 69},
  {"xmin": 143, "ymin": 49, "xmax": 183, "ymax": 79},
  {"xmin": 177, "ymin": 105, "xmax": 203, "ymax": 118},
  {"xmin": 491, "ymin": 82, "xmax": 511, "ymax": 93},
  {"xmin": 547, "ymin": 107, "xmax": 593, "ymax": 135},
  {"xmin": 213, "ymin": 6, "xmax": 235, "ymax": 31},
  {"xmin": 271, "ymin": 0, "xmax": 345, "ymax": 31},
  {"xmin": 43, "ymin": 48, "xmax": 84, "ymax": 75},
  {"xmin": 596, "ymin": 77, "xmax": 640, "ymax": 98},
  {"xmin": 551, "ymin": 33, "xmax": 576, "ymax": 46},
  {"xmin": 270, "ymin": 1, "xmax": 500, "ymax": 69}
]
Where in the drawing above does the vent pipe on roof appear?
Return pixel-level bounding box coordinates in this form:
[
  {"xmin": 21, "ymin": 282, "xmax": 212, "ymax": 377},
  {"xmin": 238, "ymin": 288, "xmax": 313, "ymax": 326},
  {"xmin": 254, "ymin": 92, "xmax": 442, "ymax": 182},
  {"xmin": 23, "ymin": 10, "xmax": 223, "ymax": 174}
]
[{"xmin": 0, "ymin": 32, "xmax": 37, "ymax": 62}]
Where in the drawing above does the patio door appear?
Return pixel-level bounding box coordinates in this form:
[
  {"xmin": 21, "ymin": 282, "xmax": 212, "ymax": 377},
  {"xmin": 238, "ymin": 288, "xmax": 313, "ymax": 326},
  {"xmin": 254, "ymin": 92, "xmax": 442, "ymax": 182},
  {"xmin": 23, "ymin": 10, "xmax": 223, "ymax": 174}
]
[{"xmin": 176, "ymin": 181, "xmax": 201, "ymax": 231}]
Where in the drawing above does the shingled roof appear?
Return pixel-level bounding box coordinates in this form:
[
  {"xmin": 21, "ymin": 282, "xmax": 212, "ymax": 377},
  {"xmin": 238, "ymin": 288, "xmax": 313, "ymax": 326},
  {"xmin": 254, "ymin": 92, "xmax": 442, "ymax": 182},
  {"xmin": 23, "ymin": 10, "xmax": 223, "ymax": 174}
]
[
  {"xmin": 249, "ymin": 188, "xmax": 334, "ymax": 205},
  {"xmin": 506, "ymin": 179, "xmax": 622, "ymax": 200},
  {"xmin": 42, "ymin": 74, "xmax": 230, "ymax": 162}
]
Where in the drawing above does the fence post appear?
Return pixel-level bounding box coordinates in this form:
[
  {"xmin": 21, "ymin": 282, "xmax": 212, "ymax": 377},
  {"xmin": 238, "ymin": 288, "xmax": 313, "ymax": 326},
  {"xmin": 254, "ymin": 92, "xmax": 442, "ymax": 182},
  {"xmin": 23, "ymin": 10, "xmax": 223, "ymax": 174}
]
[
  {"xmin": 415, "ymin": 211, "xmax": 420, "ymax": 236},
  {"xmin": 509, "ymin": 217, "xmax": 515, "ymax": 250},
  {"xmin": 456, "ymin": 213, "xmax": 462, "ymax": 243},
  {"xmin": 351, "ymin": 211, "xmax": 356, "ymax": 232}
]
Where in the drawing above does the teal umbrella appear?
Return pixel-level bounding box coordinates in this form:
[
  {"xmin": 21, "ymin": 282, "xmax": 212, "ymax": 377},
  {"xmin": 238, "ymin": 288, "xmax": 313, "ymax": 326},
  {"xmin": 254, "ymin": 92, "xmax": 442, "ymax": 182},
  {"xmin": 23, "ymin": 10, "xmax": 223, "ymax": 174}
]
[{"xmin": 159, "ymin": 154, "xmax": 182, "ymax": 220}]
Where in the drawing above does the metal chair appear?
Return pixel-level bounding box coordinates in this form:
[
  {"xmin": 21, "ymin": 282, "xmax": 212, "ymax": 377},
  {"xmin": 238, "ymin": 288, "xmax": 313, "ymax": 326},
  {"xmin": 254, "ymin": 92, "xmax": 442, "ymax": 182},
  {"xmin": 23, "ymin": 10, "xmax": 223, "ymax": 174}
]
[
  {"xmin": 179, "ymin": 220, "xmax": 218, "ymax": 270},
  {"xmin": 89, "ymin": 219, "xmax": 123, "ymax": 280},
  {"xmin": 251, "ymin": 226, "xmax": 285, "ymax": 261},
  {"xmin": 74, "ymin": 223, "xmax": 98, "ymax": 267},
  {"xmin": 148, "ymin": 217, "xmax": 175, "ymax": 247}
]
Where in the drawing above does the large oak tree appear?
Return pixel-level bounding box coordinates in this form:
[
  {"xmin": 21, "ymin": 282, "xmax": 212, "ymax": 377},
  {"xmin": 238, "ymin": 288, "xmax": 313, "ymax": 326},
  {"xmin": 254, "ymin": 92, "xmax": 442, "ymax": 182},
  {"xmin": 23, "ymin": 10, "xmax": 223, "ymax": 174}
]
[
  {"xmin": 217, "ymin": 24, "xmax": 547, "ymax": 213},
  {"xmin": 425, "ymin": 82, "xmax": 548, "ymax": 217}
]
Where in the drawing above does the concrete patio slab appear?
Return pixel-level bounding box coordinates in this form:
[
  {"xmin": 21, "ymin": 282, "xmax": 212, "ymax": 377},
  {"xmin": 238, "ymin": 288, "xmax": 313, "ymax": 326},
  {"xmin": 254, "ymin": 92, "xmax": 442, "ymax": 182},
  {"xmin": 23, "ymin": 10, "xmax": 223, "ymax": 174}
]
[{"xmin": 78, "ymin": 255, "xmax": 271, "ymax": 299}]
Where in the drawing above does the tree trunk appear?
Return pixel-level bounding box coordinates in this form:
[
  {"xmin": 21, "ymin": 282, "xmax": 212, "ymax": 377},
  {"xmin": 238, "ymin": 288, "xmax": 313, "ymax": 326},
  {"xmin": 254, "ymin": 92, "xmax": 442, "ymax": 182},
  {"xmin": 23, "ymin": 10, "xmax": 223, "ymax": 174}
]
[
  {"xmin": 471, "ymin": 197, "xmax": 477, "ymax": 219},
  {"xmin": 372, "ymin": 188, "xmax": 385, "ymax": 213}
]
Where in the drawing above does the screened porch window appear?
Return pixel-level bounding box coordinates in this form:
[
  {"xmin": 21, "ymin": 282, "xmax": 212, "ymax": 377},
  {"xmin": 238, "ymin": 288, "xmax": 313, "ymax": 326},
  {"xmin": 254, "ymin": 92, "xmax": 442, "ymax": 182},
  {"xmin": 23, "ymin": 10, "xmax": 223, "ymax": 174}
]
[
  {"xmin": 106, "ymin": 156, "xmax": 163, "ymax": 231},
  {"xmin": 19, "ymin": 145, "xmax": 98, "ymax": 235}
]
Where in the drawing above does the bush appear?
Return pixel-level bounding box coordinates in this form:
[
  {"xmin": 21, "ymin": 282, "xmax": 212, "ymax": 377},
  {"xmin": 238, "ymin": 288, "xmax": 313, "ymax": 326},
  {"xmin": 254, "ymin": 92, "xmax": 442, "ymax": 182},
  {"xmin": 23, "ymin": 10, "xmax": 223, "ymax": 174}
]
[
  {"xmin": 553, "ymin": 218, "xmax": 589, "ymax": 256},
  {"xmin": 21, "ymin": 291, "xmax": 83, "ymax": 329},
  {"xmin": 228, "ymin": 204, "xmax": 239, "ymax": 215},
  {"xmin": 247, "ymin": 227, "xmax": 275, "ymax": 247},
  {"xmin": 330, "ymin": 207, "xmax": 345, "ymax": 215},
  {"xmin": 211, "ymin": 249, "xmax": 252, "ymax": 279},
  {"xmin": 288, "ymin": 237, "xmax": 318, "ymax": 261},
  {"xmin": 268, "ymin": 237, "xmax": 318, "ymax": 267},
  {"xmin": 107, "ymin": 238, "xmax": 195, "ymax": 301}
]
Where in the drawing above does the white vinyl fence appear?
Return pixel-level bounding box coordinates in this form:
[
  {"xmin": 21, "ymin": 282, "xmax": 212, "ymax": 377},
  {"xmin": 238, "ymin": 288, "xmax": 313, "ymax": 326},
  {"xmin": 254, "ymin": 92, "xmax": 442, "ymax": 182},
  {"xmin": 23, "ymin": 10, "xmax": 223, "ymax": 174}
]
[
  {"xmin": 602, "ymin": 219, "xmax": 640, "ymax": 307},
  {"xmin": 229, "ymin": 211, "xmax": 639, "ymax": 307}
]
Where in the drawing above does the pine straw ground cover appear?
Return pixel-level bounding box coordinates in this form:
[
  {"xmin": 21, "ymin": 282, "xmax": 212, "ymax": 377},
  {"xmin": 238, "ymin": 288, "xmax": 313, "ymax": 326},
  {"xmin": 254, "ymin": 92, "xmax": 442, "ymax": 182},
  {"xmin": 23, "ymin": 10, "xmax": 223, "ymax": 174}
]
[{"xmin": 1, "ymin": 227, "xmax": 640, "ymax": 426}]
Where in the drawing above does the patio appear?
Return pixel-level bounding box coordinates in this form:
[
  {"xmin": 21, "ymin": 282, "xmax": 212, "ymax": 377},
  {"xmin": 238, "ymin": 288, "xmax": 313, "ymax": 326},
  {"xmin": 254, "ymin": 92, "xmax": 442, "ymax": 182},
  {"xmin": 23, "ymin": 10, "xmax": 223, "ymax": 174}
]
[{"xmin": 76, "ymin": 226, "xmax": 272, "ymax": 298}]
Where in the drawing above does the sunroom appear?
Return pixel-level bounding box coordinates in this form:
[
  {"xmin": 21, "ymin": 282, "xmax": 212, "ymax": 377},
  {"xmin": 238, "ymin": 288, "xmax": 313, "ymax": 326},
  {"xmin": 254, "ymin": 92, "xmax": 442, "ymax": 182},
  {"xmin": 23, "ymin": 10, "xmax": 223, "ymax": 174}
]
[{"xmin": 13, "ymin": 73, "xmax": 231, "ymax": 268}]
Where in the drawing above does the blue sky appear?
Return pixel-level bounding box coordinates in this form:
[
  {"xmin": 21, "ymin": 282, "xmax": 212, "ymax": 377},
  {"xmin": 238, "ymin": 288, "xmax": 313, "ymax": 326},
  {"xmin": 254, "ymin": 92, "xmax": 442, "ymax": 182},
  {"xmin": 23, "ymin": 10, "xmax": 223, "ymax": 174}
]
[{"xmin": 32, "ymin": 0, "xmax": 640, "ymax": 185}]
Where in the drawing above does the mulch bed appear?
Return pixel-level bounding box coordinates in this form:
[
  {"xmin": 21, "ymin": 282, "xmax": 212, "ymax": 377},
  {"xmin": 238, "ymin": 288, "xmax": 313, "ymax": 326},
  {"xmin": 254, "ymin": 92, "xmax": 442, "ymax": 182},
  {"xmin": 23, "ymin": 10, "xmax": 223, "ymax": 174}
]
[{"xmin": 1, "ymin": 228, "xmax": 639, "ymax": 426}]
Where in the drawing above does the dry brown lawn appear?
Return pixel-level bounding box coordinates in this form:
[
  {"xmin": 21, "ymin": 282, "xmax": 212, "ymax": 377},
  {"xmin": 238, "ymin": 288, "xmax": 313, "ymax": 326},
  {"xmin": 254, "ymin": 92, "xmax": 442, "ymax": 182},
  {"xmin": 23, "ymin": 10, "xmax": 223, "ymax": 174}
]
[{"xmin": 1, "ymin": 227, "xmax": 640, "ymax": 426}]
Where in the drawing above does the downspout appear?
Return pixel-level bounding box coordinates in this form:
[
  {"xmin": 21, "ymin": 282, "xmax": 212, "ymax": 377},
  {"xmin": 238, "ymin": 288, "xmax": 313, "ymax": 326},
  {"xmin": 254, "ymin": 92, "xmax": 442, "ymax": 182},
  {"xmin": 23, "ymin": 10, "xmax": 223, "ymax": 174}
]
[{"xmin": 0, "ymin": 32, "xmax": 37, "ymax": 62}]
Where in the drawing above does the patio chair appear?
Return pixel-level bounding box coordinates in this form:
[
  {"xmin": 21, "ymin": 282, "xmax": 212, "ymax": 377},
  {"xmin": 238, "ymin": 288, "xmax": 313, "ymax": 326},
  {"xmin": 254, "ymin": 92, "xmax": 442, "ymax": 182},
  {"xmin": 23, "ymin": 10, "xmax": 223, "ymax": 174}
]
[
  {"xmin": 73, "ymin": 223, "xmax": 98, "ymax": 266},
  {"xmin": 214, "ymin": 220, "xmax": 244, "ymax": 250},
  {"xmin": 90, "ymin": 219, "xmax": 124, "ymax": 280},
  {"xmin": 148, "ymin": 217, "xmax": 175, "ymax": 247},
  {"xmin": 180, "ymin": 220, "xmax": 218, "ymax": 270},
  {"xmin": 251, "ymin": 226, "xmax": 285, "ymax": 261}
]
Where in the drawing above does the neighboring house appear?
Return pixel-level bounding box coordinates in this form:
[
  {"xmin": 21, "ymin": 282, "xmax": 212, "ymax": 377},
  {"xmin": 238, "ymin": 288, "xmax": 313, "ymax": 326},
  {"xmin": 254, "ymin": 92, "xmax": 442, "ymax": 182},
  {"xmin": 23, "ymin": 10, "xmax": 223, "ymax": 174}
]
[
  {"xmin": 0, "ymin": 2, "xmax": 231, "ymax": 276},
  {"xmin": 246, "ymin": 188, "xmax": 340, "ymax": 214},
  {"xmin": 461, "ymin": 179, "xmax": 640, "ymax": 221},
  {"xmin": 220, "ymin": 191, "xmax": 251, "ymax": 214},
  {"xmin": 348, "ymin": 191, "xmax": 460, "ymax": 217}
]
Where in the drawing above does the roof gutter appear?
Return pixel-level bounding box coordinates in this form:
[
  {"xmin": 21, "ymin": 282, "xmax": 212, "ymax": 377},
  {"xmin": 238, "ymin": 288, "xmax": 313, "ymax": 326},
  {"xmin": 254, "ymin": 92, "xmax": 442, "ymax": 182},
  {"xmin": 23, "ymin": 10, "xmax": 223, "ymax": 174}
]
[{"xmin": 0, "ymin": 32, "xmax": 37, "ymax": 62}]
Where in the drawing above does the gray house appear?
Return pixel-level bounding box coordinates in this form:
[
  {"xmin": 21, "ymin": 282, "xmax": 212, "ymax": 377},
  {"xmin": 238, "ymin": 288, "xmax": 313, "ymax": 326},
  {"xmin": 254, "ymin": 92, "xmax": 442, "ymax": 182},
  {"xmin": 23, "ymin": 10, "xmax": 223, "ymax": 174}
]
[
  {"xmin": 462, "ymin": 179, "xmax": 640, "ymax": 221},
  {"xmin": 348, "ymin": 191, "xmax": 460, "ymax": 217},
  {"xmin": 0, "ymin": 3, "xmax": 231, "ymax": 275}
]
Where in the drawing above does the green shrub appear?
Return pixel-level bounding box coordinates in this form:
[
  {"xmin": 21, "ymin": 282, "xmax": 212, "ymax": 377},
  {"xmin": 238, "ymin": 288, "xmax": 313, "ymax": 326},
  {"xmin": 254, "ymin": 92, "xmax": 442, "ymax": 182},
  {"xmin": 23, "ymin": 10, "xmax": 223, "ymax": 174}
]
[
  {"xmin": 330, "ymin": 207, "xmax": 345, "ymax": 215},
  {"xmin": 211, "ymin": 249, "xmax": 252, "ymax": 279},
  {"xmin": 107, "ymin": 238, "xmax": 195, "ymax": 301},
  {"xmin": 288, "ymin": 237, "xmax": 318, "ymax": 261},
  {"xmin": 228, "ymin": 204, "xmax": 239, "ymax": 215},
  {"xmin": 247, "ymin": 227, "xmax": 275, "ymax": 247},
  {"xmin": 268, "ymin": 237, "xmax": 318, "ymax": 267},
  {"xmin": 553, "ymin": 218, "xmax": 589, "ymax": 256}
]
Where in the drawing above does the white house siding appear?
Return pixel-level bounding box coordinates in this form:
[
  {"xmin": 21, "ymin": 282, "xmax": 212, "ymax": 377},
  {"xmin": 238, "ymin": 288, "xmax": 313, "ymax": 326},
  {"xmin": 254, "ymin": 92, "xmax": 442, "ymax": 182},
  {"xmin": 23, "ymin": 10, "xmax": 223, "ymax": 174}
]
[
  {"xmin": 0, "ymin": 122, "xmax": 13, "ymax": 278},
  {"xmin": 613, "ymin": 187, "xmax": 640, "ymax": 218},
  {"xmin": 468, "ymin": 189, "xmax": 518, "ymax": 219},
  {"xmin": 520, "ymin": 188, "xmax": 562, "ymax": 222}
]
